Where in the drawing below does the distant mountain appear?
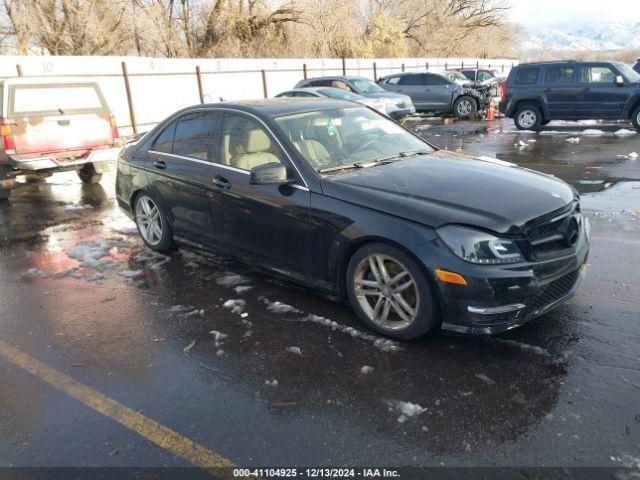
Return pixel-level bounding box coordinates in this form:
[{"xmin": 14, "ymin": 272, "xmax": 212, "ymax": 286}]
[{"xmin": 522, "ymin": 21, "xmax": 640, "ymax": 57}]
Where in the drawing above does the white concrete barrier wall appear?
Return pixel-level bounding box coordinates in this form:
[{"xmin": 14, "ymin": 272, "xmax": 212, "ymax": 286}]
[{"xmin": 0, "ymin": 56, "xmax": 518, "ymax": 136}]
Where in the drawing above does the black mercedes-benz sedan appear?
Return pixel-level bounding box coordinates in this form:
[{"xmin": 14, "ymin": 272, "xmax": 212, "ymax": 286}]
[{"xmin": 116, "ymin": 99, "xmax": 589, "ymax": 339}]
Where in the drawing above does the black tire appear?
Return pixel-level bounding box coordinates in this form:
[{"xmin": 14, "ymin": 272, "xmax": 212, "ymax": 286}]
[
  {"xmin": 133, "ymin": 192, "xmax": 174, "ymax": 252},
  {"xmin": 453, "ymin": 96, "xmax": 478, "ymax": 119},
  {"xmin": 514, "ymin": 104, "xmax": 542, "ymax": 130},
  {"xmin": 77, "ymin": 163, "xmax": 103, "ymax": 184},
  {"xmin": 0, "ymin": 188, "xmax": 10, "ymax": 201},
  {"xmin": 346, "ymin": 242, "xmax": 439, "ymax": 340},
  {"xmin": 632, "ymin": 106, "xmax": 640, "ymax": 130}
]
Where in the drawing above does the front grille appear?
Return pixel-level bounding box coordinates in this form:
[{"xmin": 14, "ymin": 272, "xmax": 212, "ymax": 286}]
[
  {"xmin": 529, "ymin": 269, "xmax": 580, "ymax": 312},
  {"xmin": 525, "ymin": 202, "xmax": 581, "ymax": 259}
]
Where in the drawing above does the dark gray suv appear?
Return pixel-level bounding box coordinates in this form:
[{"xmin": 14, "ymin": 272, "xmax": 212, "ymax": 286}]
[
  {"xmin": 500, "ymin": 61, "xmax": 640, "ymax": 130},
  {"xmin": 377, "ymin": 72, "xmax": 487, "ymax": 119}
]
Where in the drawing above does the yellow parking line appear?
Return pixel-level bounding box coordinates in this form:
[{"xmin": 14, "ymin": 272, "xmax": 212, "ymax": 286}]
[{"xmin": 0, "ymin": 339, "xmax": 234, "ymax": 470}]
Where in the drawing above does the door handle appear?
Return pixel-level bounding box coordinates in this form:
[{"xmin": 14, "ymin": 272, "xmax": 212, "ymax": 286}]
[
  {"xmin": 212, "ymin": 175, "xmax": 231, "ymax": 189},
  {"xmin": 153, "ymin": 159, "xmax": 167, "ymax": 170}
]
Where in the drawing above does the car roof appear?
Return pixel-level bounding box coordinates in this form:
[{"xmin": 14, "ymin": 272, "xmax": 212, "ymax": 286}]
[
  {"xmin": 188, "ymin": 98, "xmax": 358, "ymax": 118},
  {"xmin": 303, "ymin": 75, "xmax": 372, "ymax": 82}
]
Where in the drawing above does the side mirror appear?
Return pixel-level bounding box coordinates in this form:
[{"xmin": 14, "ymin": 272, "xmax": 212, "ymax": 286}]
[
  {"xmin": 249, "ymin": 162, "xmax": 289, "ymax": 185},
  {"xmin": 615, "ymin": 75, "xmax": 625, "ymax": 86}
]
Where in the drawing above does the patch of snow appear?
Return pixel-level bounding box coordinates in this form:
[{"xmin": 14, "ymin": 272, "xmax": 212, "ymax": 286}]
[
  {"xmin": 361, "ymin": 366, "xmax": 374, "ymax": 374},
  {"xmin": 629, "ymin": 152, "xmax": 638, "ymax": 159},
  {"xmin": 168, "ymin": 305, "xmax": 191, "ymax": 313},
  {"xmin": 119, "ymin": 270, "xmax": 143, "ymax": 278},
  {"xmin": 475, "ymin": 373, "xmax": 496, "ymax": 386},
  {"xmin": 614, "ymin": 129, "xmax": 637, "ymax": 136},
  {"xmin": 581, "ymin": 129, "xmax": 605, "ymax": 136},
  {"xmin": 209, "ymin": 330, "xmax": 228, "ymax": 342},
  {"xmin": 302, "ymin": 314, "xmax": 402, "ymax": 353},
  {"xmin": 67, "ymin": 241, "xmax": 118, "ymax": 269},
  {"xmin": 216, "ymin": 349, "xmax": 224, "ymax": 356},
  {"xmin": 183, "ymin": 340, "xmax": 196, "ymax": 354},
  {"xmin": 182, "ymin": 309, "xmax": 204, "ymax": 317},
  {"xmin": 104, "ymin": 218, "xmax": 137, "ymax": 234},
  {"xmin": 24, "ymin": 268, "xmax": 47, "ymax": 277},
  {"xmin": 65, "ymin": 204, "xmax": 92, "ymax": 211},
  {"xmin": 539, "ymin": 130, "xmax": 566, "ymax": 136},
  {"xmin": 286, "ymin": 346, "xmax": 302, "ymax": 355},
  {"xmin": 223, "ymin": 299, "xmax": 246, "ymax": 314},
  {"xmin": 387, "ymin": 400, "xmax": 426, "ymax": 423},
  {"xmin": 260, "ymin": 297, "xmax": 301, "ymax": 314},
  {"xmin": 566, "ymin": 137, "xmax": 581, "ymax": 143},
  {"xmin": 234, "ymin": 285, "xmax": 254, "ymax": 294},
  {"xmin": 265, "ymin": 379, "xmax": 278, "ymax": 386},
  {"xmin": 216, "ymin": 274, "xmax": 248, "ymax": 286}
]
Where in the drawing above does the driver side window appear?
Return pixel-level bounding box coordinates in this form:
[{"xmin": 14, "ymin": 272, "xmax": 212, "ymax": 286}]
[{"xmin": 219, "ymin": 114, "xmax": 285, "ymax": 171}]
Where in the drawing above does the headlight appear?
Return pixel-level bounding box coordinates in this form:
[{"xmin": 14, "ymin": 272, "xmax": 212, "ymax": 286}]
[{"xmin": 437, "ymin": 225, "xmax": 523, "ymax": 264}]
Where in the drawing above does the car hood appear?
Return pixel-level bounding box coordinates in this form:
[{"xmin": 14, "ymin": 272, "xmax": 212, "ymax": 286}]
[{"xmin": 320, "ymin": 150, "xmax": 576, "ymax": 234}]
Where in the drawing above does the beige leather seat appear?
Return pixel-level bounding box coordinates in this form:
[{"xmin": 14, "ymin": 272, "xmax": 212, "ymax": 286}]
[
  {"xmin": 293, "ymin": 139, "xmax": 331, "ymax": 167},
  {"xmin": 230, "ymin": 129, "xmax": 280, "ymax": 170}
]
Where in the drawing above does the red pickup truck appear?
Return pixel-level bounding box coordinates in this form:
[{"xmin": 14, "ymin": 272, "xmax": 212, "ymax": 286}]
[{"xmin": 1, "ymin": 77, "xmax": 120, "ymax": 201}]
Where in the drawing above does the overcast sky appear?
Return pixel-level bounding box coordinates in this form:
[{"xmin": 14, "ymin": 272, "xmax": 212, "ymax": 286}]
[{"xmin": 508, "ymin": 0, "xmax": 640, "ymax": 26}]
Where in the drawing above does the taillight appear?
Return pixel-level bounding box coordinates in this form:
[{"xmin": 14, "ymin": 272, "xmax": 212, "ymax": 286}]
[
  {"xmin": 0, "ymin": 118, "xmax": 16, "ymax": 154},
  {"xmin": 109, "ymin": 114, "xmax": 119, "ymax": 142},
  {"xmin": 500, "ymin": 82, "xmax": 507, "ymax": 102}
]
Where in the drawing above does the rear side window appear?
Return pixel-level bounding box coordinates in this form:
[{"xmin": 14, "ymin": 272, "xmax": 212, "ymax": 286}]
[
  {"xmin": 385, "ymin": 76, "xmax": 401, "ymax": 85},
  {"xmin": 397, "ymin": 75, "xmax": 424, "ymax": 86},
  {"xmin": 308, "ymin": 79, "xmax": 333, "ymax": 87},
  {"xmin": 172, "ymin": 112, "xmax": 218, "ymax": 161},
  {"xmin": 581, "ymin": 66, "xmax": 615, "ymax": 84},
  {"xmin": 151, "ymin": 122, "xmax": 176, "ymax": 154},
  {"xmin": 424, "ymin": 75, "xmax": 448, "ymax": 86},
  {"xmin": 545, "ymin": 67, "xmax": 575, "ymax": 84},
  {"xmin": 10, "ymin": 84, "xmax": 104, "ymax": 115},
  {"xmin": 514, "ymin": 68, "xmax": 539, "ymax": 85}
]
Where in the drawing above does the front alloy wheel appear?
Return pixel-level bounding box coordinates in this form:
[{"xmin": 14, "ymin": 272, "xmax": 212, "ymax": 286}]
[
  {"xmin": 514, "ymin": 105, "xmax": 542, "ymax": 130},
  {"xmin": 134, "ymin": 194, "xmax": 173, "ymax": 251},
  {"xmin": 354, "ymin": 254, "xmax": 419, "ymax": 331},
  {"xmin": 346, "ymin": 243, "xmax": 438, "ymax": 339},
  {"xmin": 453, "ymin": 96, "xmax": 477, "ymax": 119}
]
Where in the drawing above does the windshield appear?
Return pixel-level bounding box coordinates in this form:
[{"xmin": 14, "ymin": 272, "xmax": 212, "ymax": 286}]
[
  {"xmin": 445, "ymin": 71, "xmax": 470, "ymax": 82},
  {"xmin": 318, "ymin": 88, "xmax": 361, "ymax": 101},
  {"xmin": 616, "ymin": 63, "xmax": 640, "ymax": 82},
  {"xmin": 275, "ymin": 107, "xmax": 433, "ymax": 172},
  {"xmin": 351, "ymin": 79, "xmax": 385, "ymax": 94}
]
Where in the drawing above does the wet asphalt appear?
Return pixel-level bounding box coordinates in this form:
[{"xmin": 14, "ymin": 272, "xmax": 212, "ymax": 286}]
[{"xmin": 0, "ymin": 118, "xmax": 639, "ymax": 472}]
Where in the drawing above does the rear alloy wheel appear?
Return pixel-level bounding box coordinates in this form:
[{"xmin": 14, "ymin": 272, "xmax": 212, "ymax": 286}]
[
  {"xmin": 632, "ymin": 106, "xmax": 640, "ymax": 130},
  {"xmin": 134, "ymin": 193, "xmax": 173, "ymax": 251},
  {"xmin": 514, "ymin": 105, "xmax": 542, "ymax": 130},
  {"xmin": 346, "ymin": 243, "xmax": 438, "ymax": 340},
  {"xmin": 77, "ymin": 163, "xmax": 103, "ymax": 184},
  {"xmin": 453, "ymin": 96, "xmax": 477, "ymax": 119}
]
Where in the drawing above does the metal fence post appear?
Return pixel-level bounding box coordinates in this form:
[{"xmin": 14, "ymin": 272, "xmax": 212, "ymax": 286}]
[
  {"xmin": 426, "ymin": 62, "xmax": 429, "ymax": 70},
  {"xmin": 401, "ymin": 63, "xmax": 405, "ymax": 72},
  {"xmin": 195, "ymin": 66, "xmax": 204, "ymax": 104},
  {"xmin": 261, "ymin": 70, "xmax": 268, "ymax": 98},
  {"xmin": 342, "ymin": 57, "xmax": 346, "ymax": 76},
  {"xmin": 445, "ymin": 62, "xmax": 448, "ymax": 70},
  {"xmin": 121, "ymin": 61, "xmax": 137, "ymax": 135},
  {"xmin": 477, "ymin": 60, "xmax": 479, "ymax": 68},
  {"xmin": 16, "ymin": 64, "xmax": 23, "ymax": 77},
  {"xmin": 373, "ymin": 62, "xmax": 377, "ymax": 82},
  {"xmin": 303, "ymin": 63, "xmax": 308, "ymax": 79},
  {"xmin": 461, "ymin": 61, "xmax": 464, "ymax": 69}
]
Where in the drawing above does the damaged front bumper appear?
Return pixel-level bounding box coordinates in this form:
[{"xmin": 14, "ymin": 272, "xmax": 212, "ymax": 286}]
[{"xmin": 414, "ymin": 219, "xmax": 590, "ymax": 335}]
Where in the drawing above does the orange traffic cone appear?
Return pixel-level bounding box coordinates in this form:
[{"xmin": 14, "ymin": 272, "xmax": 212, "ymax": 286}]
[{"xmin": 486, "ymin": 104, "xmax": 495, "ymax": 121}]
